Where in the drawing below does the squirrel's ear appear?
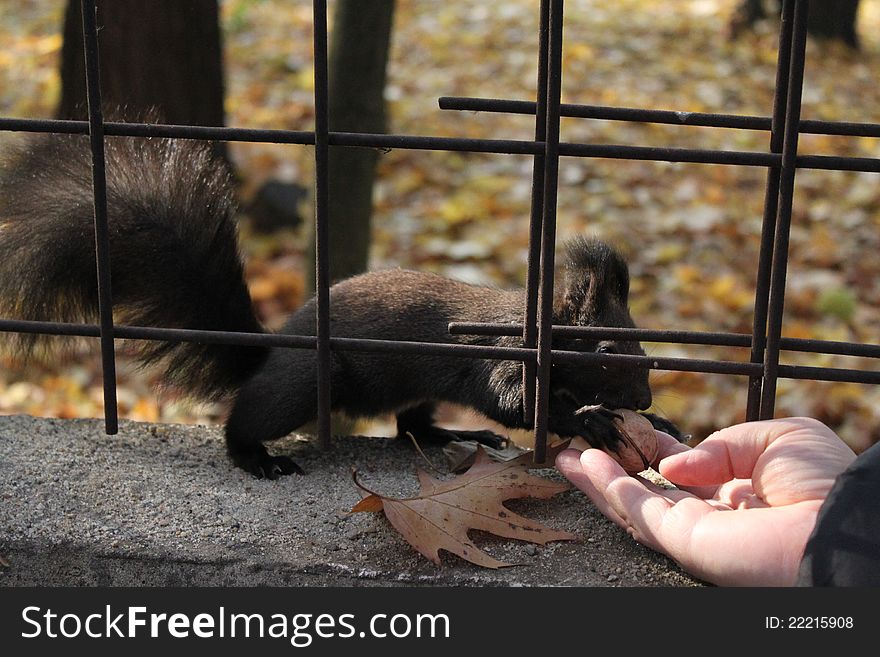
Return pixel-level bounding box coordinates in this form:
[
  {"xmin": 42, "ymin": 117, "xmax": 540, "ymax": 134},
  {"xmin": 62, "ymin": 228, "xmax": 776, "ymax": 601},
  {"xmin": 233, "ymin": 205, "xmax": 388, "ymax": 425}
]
[
  {"xmin": 612, "ymin": 260, "xmax": 630, "ymax": 304},
  {"xmin": 553, "ymin": 237, "xmax": 632, "ymax": 324},
  {"xmin": 566, "ymin": 237, "xmax": 630, "ymax": 302},
  {"xmin": 554, "ymin": 239, "xmax": 595, "ymax": 324},
  {"xmin": 555, "ymin": 271, "xmax": 590, "ymax": 324}
]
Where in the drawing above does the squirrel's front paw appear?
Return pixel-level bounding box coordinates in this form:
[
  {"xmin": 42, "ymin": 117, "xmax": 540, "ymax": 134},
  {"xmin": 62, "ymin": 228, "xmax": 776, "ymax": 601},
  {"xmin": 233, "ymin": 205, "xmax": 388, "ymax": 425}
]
[
  {"xmin": 640, "ymin": 412, "xmax": 689, "ymax": 442},
  {"xmin": 572, "ymin": 404, "xmax": 625, "ymax": 452}
]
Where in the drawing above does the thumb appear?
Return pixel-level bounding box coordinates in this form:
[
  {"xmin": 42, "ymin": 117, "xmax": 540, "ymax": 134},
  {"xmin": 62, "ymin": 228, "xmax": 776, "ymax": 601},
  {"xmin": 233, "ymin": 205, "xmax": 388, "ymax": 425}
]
[{"xmin": 658, "ymin": 417, "xmax": 837, "ymax": 488}]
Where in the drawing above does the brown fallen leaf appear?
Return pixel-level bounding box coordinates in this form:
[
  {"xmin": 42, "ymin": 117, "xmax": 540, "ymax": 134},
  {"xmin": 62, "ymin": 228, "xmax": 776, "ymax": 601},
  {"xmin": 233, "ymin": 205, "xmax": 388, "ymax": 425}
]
[{"xmin": 350, "ymin": 443, "xmax": 576, "ymax": 568}]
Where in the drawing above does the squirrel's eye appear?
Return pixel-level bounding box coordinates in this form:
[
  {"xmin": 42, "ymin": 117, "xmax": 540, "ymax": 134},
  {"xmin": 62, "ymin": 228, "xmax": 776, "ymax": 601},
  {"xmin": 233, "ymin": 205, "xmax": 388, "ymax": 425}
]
[{"xmin": 597, "ymin": 343, "xmax": 617, "ymax": 354}]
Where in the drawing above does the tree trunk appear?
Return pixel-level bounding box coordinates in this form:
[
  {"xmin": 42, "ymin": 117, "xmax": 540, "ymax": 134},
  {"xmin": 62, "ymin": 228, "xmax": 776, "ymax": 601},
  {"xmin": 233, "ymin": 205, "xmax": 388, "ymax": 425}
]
[
  {"xmin": 730, "ymin": 0, "xmax": 860, "ymax": 50},
  {"xmin": 58, "ymin": 0, "xmax": 227, "ymax": 159},
  {"xmin": 807, "ymin": 0, "xmax": 860, "ymax": 49},
  {"xmin": 324, "ymin": 0, "xmax": 396, "ymax": 284}
]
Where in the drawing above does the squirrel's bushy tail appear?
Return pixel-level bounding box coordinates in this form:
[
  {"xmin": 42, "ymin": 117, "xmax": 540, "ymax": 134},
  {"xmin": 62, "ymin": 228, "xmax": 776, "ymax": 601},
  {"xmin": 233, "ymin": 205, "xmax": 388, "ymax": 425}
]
[{"xmin": 0, "ymin": 132, "xmax": 266, "ymax": 400}]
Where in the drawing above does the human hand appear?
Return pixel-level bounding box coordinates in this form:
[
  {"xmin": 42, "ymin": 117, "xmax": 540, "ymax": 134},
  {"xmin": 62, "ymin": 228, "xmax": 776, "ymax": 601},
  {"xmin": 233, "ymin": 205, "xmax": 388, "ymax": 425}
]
[{"xmin": 556, "ymin": 417, "xmax": 856, "ymax": 586}]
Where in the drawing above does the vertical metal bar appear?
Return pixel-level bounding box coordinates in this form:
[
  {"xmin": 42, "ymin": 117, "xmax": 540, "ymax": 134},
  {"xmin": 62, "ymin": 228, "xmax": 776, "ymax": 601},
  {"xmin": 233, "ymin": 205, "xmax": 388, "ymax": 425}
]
[
  {"xmin": 759, "ymin": 0, "xmax": 809, "ymax": 418},
  {"xmin": 746, "ymin": 0, "xmax": 795, "ymax": 420},
  {"xmin": 313, "ymin": 0, "xmax": 332, "ymax": 449},
  {"xmin": 80, "ymin": 0, "xmax": 118, "ymax": 434},
  {"xmin": 533, "ymin": 0, "xmax": 565, "ymax": 464},
  {"xmin": 522, "ymin": 0, "xmax": 551, "ymax": 428}
]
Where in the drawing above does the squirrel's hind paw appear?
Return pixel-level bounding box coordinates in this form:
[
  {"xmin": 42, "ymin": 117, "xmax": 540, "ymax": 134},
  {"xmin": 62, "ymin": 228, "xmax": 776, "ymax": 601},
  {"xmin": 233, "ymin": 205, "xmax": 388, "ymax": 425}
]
[{"xmin": 231, "ymin": 447, "xmax": 304, "ymax": 479}]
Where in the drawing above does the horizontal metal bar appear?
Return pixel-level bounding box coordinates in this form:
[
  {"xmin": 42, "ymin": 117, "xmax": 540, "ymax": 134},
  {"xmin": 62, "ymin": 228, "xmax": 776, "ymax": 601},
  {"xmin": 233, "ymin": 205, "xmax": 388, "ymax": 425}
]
[
  {"xmin": 8, "ymin": 103, "xmax": 880, "ymax": 147},
  {"xmin": 778, "ymin": 363, "xmax": 880, "ymax": 384},
  {"xmin": 1, "ymin": 317, "xmax": 874, "ymax": 383},
  {"xmin": 330, "ymin": 131, "xmax": 540, "ymax": 155},
  {"xmin": 9, "ymin": 116, "xmax": 880, "ymax": 171},
  {"xmin": 799, "ymin": 119, "xmax": 880, "ymax": 138},
  {"xmin": 0, "ymin": 117, "xmax": 541, "ymax": 154},
  {"xmin": 553, "ymin": 349, "xmax": 759, "ymax": 376},
  {"xmin": 0, "ymin": 117, "xmax": 90, "ymax": 135},
  {"xmin": 0, "ymin": 116, "xmax": 773, "ymax": 166},
  {"xmin": 0, "ymin": 318, "xmax": 101, "ymax": 338},
  {"xmin": 439, "ymin": 96, "xmax": 880, "ymax": 138},
  {"xmin": 441, "ymin": 96, "xmax": 771, "ymax": 130},
  {"xmin": 796, "ymin": 154, "xmax": 880, "ymax": 172},
  {"xmin": 780, "ymin": 336, "xmax": 880, "ymax": 358},
  {"xmin": 0, "ymin": 117, "xmax": 317, "ymax": 144},
  {"xmin": 448, "ymin": 322, "xmax": 880, "ymax": 359},
  {"xmin": 558, "ymin": 142, "xmax": 778, "ymax": 166},
  {"xmin": 553, "ymin": 350, "xmax": 879, "ymax": 384},
  {"xmin": 0, "ymin": 319, "xmax": 536, "ymax": 362},
  {"xmin": 330, "ymin": 336, "xmax": 536, "ymax": 361},
  {"xmin": 451, "ymin": 321, "xmax": 751, "ymax": 345}
]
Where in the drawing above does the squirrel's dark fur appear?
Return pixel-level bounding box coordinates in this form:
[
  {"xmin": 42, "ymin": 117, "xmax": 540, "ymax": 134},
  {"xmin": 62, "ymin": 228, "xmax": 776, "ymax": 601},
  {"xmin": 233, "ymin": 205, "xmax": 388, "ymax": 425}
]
[{"xmin": 0, "ymin": 133, "xmax": 671, "ymax": 478}]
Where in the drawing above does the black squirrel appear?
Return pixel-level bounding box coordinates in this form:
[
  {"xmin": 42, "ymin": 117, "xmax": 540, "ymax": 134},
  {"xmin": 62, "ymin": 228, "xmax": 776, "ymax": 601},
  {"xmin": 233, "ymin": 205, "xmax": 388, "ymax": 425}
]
[{"xmin": 0, "ymin": 132, "xmax": 677, "ymax": 478}]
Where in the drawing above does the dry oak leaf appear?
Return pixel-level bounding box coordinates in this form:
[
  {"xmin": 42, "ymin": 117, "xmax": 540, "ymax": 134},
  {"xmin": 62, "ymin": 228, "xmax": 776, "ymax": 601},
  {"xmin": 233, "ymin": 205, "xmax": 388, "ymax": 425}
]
[{"xmin": 350, "ymin": 444, "xmax": 576, "ymax": 568}]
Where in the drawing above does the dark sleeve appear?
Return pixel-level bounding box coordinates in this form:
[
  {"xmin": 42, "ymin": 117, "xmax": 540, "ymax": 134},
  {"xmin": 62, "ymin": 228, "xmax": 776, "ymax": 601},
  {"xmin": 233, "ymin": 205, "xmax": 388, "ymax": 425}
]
[{"xmin": 796, "ymin": 441, "xmax": 880, "ymax": 586}]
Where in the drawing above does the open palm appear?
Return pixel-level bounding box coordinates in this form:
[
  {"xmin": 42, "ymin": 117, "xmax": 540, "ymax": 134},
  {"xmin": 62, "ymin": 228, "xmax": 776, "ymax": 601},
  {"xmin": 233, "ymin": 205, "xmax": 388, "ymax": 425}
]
[{"xmin": 556, "ymin": 417, "xmax": 856, "ymax": 586}]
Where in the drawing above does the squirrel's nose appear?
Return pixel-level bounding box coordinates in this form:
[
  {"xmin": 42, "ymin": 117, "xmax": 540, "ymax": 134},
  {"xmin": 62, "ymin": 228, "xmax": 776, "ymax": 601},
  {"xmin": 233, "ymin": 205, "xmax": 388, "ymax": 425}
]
[
  {"xmin": 599, "ymin": 387, "xmax": 652, "ymax": 411},
  {"xmin": 634, "ymin": 387, "xmax": 652, "ymax": 411}
]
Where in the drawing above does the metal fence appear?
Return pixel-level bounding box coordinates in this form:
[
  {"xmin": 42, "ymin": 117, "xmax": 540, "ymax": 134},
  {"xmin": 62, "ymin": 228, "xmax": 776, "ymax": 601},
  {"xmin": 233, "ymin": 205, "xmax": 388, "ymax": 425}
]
[{"xmin": 0, "ymin": 0, "xmax": 878, "ymax": 463}]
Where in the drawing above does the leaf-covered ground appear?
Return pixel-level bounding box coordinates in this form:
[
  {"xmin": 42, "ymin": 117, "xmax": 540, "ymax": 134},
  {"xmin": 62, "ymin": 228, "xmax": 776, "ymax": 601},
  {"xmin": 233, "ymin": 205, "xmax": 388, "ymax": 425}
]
[{"xmin": 1, "ymin": 0, "xmax": 878, "ymax": 451}]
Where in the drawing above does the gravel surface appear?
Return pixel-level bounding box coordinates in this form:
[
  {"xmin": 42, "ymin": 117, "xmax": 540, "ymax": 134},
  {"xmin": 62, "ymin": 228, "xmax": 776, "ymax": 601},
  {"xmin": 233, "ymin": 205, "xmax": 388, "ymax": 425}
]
[{"xmin": 0, "ymin": 415, "xmax": 703, "ymax": 587}]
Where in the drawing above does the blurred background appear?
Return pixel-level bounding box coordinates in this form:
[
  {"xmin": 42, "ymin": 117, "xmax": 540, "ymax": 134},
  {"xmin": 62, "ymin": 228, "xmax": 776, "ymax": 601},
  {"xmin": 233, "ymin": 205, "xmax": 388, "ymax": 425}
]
[{"xmin": 1, "ymin": 0, "xmax": 878, "ymax": 452}]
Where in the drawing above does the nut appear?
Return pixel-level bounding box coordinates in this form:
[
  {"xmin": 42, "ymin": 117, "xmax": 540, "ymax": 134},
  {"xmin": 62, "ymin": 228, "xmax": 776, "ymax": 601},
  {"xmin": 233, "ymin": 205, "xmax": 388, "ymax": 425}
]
[{"xmin": 605, "ymin": 409, "xmax": 659, "ymax": 473}]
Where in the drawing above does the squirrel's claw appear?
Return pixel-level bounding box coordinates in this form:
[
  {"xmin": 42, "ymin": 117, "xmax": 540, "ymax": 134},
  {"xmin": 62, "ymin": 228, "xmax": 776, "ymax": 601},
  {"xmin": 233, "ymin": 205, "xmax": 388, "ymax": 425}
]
[
  {"xmin": 231, "ymin": 446, "xmax": 304, "ymax": 479},
  {"xmin": 259, "ymin": 456, "xmax": 304, "ymax": 480},
  {"xmin": 574, "ymin": 405, "xmax": 625, "ymax": 452}
]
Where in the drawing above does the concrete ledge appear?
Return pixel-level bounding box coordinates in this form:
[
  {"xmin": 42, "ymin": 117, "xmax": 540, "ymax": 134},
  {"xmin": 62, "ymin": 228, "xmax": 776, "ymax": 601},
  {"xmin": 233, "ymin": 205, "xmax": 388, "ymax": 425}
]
[{"xmin": 0, "ymin": 416, "xmax": 701, "ymax": 587}]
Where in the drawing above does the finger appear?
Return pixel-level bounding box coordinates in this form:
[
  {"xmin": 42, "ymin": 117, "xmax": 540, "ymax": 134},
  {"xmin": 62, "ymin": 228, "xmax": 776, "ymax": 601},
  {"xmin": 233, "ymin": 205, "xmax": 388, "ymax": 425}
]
[
  {"xmin": 649, "ymin": 432, "xmax": 718, "ymax": 499},
  {"xmin": 601, "ymin": 468, "xmax": 715, "ymax": 559},
  {"xmin": 600, "ymin": 476, "xmax": 791, "ymax": 586},
  {"xmin": 597, "ymin": 469, "xmax": 812, "ymax": 586},
  {"xmin": 654, "ymin": 430, "xmax": 692, "ymax": 461},
  {"xmin": 658, "ymin": 417, "xmax": 849, "ymax": 488},
  {"xmin": 569, "ymin": 430, "xmax": 691, "ymax": 470},
  {"xmin": 560, "ymin": 444, "xmax": 702, "ymax": 505},
  {"xmin": 577, "ymin": 443, "xmax": 823, "ymax": 586},
  {"xmin": 559, "ymin": 446, "xmax": 703, "ymax": 505},
  {"xmin": 555, "ymin": 449, "xmax": 627, "ymax": 528},
  {"xmin": 576, "ymin": 448, "xmax": 703, "ymax": 530},
  {"xmin": 560, "ymin": 449, "xmax": 755, "ymax": 584}
]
